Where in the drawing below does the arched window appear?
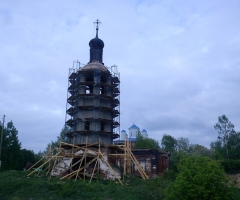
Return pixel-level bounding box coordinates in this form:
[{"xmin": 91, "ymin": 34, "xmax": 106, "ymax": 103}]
[
  {"xmin": 85, "ymin": 121, "xmax": 90, "ymax": 131},
  {"xmin": 85, "ymin": 85, "xmax": 93, "ymax": 94},
  {"xmin": 100, "ymin": 75, "xmax": 107, "ymax": 83},
  {"xmin": 100, "ymin": 86, "xmax": 105, "ymax": 94},
  {"xmin": 101, "ymin": 122, "xmax": 105, "ymax": 131}
]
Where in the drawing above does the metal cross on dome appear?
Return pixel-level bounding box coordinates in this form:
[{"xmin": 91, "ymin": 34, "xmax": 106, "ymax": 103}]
[
  {"xmin": 94, "ymin": 19, "xmax": 101, "ymax": 37},
  {"xmin": 94, "ymin": 19, "xmax": 101, "ymax": 28}
]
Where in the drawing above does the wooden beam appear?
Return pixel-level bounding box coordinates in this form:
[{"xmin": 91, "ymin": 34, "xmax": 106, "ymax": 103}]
[
  {"xmin": 60, "ymin": 157, "xmax": 98, "ymax": 180},
  {"xmin": 98, "ymin": 151, "xmax": 123, "ymax": 185},
  {"xmin": 26, "ymin": 147, "xmax": 55, "ymax": 172},
  {"xmin": 27, "ymin": 151, "xmax": 62, "ymax": 177}
]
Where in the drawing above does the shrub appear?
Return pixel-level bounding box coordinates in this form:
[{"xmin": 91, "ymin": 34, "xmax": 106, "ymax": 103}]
[
  {"xmin": 164, "ymin": 155, "xmax": 238, "ymax": 200},
  {"xmin": 219, "ymin": 159, "xmax": 240, "ymax": 174}
]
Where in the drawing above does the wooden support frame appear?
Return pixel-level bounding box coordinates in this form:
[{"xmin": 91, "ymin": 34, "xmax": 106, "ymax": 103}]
[
  {"xmin": 112, "ymin": 137, "xmax": 149, "ymax": 180},
  {"xmin": 98, "ymin": 151, "xmax": 123, "ymax": 185},
  {"xmin": 26, "ymin": 136, "xmax": 149, "ymax": 184},
  {"xmin": 26, "ymin": 147, "xmax": 55, "ymax": 172},
  {"xmin": 27, "ymin": 150, "xmax": 62, "ymax": 177}
]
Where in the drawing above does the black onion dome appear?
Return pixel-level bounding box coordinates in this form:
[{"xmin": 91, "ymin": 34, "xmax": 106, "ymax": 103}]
[
  {"xmin": 89, "ymin": 28, "xmax": 104, "ymax": 63},
  {"xmin": 89, "ymin": 36, "xmax": 104, "ymax": 49}
]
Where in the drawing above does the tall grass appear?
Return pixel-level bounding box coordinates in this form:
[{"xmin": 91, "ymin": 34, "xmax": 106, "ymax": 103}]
[{"xmin": 0, "ymin": 171, "xmax": 170, "ymax": 200}]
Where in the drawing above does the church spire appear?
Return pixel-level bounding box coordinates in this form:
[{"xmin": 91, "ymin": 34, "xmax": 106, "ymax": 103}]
[{"xmin": 89, "ymin": 19, "xmax": 104, "ymax": 64}]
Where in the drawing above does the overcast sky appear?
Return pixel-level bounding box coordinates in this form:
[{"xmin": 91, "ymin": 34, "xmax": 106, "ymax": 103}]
[{"xmin": 1, "ymin": 0, "xmax": 240, "ymax": 153}]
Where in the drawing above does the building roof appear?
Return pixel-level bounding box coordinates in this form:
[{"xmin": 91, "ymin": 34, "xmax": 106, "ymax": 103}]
[
  {"xmin": 80, "ymin": 61, "xmax": 109, "ymax": 72},
  {"xmin": 129, "ymin": 124, "xmax": 139, "ymax": 129},
  {"xmin": 113, "ymin": 137, "xmax": 137, "ymax": 144},
  {"xmin": 141, "ymin": 129, "xmax": 147, "ymax": 132},
  {"xmin": 128, "ymin": 138, "xmax": 136, "ymax": 142},
  {"xmin": 121, "ymin": 129, "xmax": 126, "ymax": 132}
]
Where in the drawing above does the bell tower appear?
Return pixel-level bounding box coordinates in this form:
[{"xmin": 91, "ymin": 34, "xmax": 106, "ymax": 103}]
[{"xmin": 65, "ymin": 20, "xmax": 120, "ymax": 144}]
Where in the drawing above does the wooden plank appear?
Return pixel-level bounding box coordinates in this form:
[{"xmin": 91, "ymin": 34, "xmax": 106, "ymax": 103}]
[
  {"xmin": 89, "ymin": 156, "xmax": 99, "ymax": 183},
  {"xmin": 26, "ymin": 147, "xmax": 55, "ymax": 172},
  {"xmin": 98, "ymin": 151, "xmax": 123, "ymax": 185},
  {"xmin": 126, "ymin": 148, "xmax": 149, "ymax": 179},
  {"xmin": 27, "ymin": 151, "xmax": 62, "ymax": 177},
  {"xmin": 58, "ymin": 157, "xmax": 83, "ymax": 177},
  {"xmin": 75, "ymin": 144, "xmax": 88, "ymax": 181},
  {"xmin": 60, "ymin": 157, "xmax": 98, "ymax": 180}
]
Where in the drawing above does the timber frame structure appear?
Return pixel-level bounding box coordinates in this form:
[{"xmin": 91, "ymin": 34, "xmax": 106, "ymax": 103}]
[{"xmin": 26, "ymin": 138, "xmax": 154, "ymax": 184}]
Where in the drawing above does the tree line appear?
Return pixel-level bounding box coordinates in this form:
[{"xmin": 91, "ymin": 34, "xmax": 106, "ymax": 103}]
[
  {"xmin": 135, "ymin": 127, "xmax": 212, "ymax": 158},
  {"xmin": 0, "ymin": 121, "xmax": 69, "ymax": 171},
  {"xmin": 134, "ymin": 114, "xmax": 240, "ymax": 175},
  {"xmin": 135, "ymin": 114, "xmax": 240, "ymax": 160},
  {"xmin": 1, "ymin": 114, "xmax": 240, "ymax": 199},
  {"xmin": 135, "ymin": 114, "xmax": 240, "ymax": 199},
  {"xmin": 1, "ymin": 114, "xmax": 239, "ymax": 171}
]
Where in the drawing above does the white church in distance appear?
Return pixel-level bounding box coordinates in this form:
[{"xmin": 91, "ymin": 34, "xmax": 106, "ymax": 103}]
[{"xmin": 120, "ymin": 123, "xmax": 148, "ymax": 141}]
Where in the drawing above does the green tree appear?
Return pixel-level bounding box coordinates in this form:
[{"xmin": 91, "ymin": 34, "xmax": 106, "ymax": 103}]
[
  {"xmin": 189, "ymin": 144, "xmax": 212, "ymax": 157},
  {"xmin": 211, "ymin": 115, "xmax": 240, "ymax": 160},
  {"xmin": 210, "ymin": 140, "xmax": 224, "ymax": 159},
  {"xmin": 227, "ymin": 132, "xmax": 240, "ymax": 159},
  {"xmin": 134, "ymin": 132, "xmax": 159, "ymax": 149},
  {"xmin": 214, "ymin": 114, "xmax": 235, "ymax": 159},
  {"xmin": 211, "ymin": 131, "xmax": 240, "ymax": 160},
  {"xmin": 57, "ymin": 125, "xmax": 71, "ymax": 144},
  {"xmin": 161, "ymin": 134, "xmax": 177, "ymax": 152},
  {"xmin": 164, "ymin": 155, "xmax": 238, "ymax": 200},
  {"xmin": 176, "ymin": 137, "xmax": 190, "ymax": 153},
  {"xmin": 44, "ymin": 125, "xmax": 71, "ymax": 155},
  {"xmin": 21, "ymin": 149, "xmax": 36, "ymax": 168},
  {"xmin": 1, "ymin": 121, "xmax": 22, "ymax": 170}
]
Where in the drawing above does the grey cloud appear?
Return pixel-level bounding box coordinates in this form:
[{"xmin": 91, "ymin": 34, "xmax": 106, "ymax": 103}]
[{"xmin": 1, "ymin": 0, "xmax": 240, "ymax": 152}]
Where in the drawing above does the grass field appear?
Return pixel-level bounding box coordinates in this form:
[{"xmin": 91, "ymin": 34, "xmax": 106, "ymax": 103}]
[{"xmin": 0, "ymin": 170, "xmax": 171, "ymax": 200}]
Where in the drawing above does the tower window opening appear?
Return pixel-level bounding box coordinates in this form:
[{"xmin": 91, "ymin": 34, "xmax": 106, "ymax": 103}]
[
  {"xmin": 101, "ymin": 76, "xmax": 107, "ymax": 83},
  {"xmin": 74, "ymin": 122, "xmax": 77, "ymax": 131},
  {"xmin": 101, "ymin": 122, "xmax": 105, "ymax": 131},
  {"xmin": 86, "ymin": 85, "xmax": 93, "ymax": 94},
  {"xmin": 86, "ymin": 75, "xmax": 93, "ymax": 82},
  {"xmin": 100, "ymin": 86, "xmax": 105, "ymax": 94},
  {"xmin": 85, "ymin": 121, "xmax": 90, "ymax": 131}
]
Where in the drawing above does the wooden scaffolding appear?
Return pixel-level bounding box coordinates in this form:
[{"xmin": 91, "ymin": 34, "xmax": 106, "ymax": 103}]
[{"xmin": 26, "ymin": 138, "xmax": 148, "ymax": 184}]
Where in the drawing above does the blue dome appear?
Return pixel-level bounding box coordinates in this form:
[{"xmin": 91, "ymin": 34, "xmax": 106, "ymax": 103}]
[{"xmin": 129, "ymin": 124, "xmax": 139, "ymax": 129}]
